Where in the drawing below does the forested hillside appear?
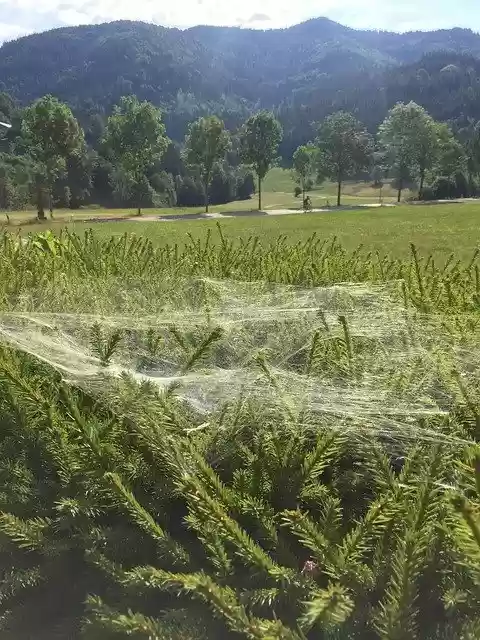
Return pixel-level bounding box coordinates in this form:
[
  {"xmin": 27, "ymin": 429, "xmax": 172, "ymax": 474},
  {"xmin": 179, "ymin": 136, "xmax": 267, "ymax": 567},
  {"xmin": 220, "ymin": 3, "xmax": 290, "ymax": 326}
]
[{"xmin": 2, "ymin": 18, "xmax": 480, "ymax": 155}]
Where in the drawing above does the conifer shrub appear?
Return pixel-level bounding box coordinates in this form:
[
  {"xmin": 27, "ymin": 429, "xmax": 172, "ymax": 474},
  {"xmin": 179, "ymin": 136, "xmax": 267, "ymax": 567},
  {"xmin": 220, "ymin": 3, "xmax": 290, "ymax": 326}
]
[{"xmin": 0, "ymin": 227, "xmax": 478, "ymax": 638}]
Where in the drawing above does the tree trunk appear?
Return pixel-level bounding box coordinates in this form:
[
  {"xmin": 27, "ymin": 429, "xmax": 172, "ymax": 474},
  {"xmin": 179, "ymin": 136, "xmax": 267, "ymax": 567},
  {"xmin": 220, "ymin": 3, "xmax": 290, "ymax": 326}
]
[
  {"xmin": 36, "ymin": 180, "xmax": 46, "ymax": 220},
  {"xmin": 49, "ymin": 189, "xmax": 53, "ymax": 214},
  {"xmin": 419, "ymin": 170, "xmax": 425, "ymax": 199},
  {"xmin": 337, "ymin": 178, "xmax": 342, "ymax": 207},
  {"xmin": 467, "ymin": 168, "xmax": 474, "ymax": 197},
  {"xmin": 397, "ymin": 187, "xmax": 402, "ymax": 203},
  {"xmin": 136, "ymin": 172, "xmax": 142, "ymax": 216},
  {"xmin": 205, "ymin": 177, "xmax": 209, "ymax": 213},
  {"xmin": 258, "ymin": 177, "xmax": 262, "ymax": 211}
]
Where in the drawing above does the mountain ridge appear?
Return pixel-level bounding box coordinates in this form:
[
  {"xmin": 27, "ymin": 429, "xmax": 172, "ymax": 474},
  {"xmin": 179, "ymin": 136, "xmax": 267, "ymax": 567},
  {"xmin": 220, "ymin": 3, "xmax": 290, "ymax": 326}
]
[{"xmin": 1, "ymin": 18, "xmax": 480, "ymax": 159}]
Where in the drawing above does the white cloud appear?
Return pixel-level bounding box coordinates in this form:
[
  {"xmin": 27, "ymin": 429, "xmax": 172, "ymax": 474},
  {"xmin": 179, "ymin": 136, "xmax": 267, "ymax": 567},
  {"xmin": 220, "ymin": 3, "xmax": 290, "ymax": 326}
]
[{"xmin": 0, "ymin": 0, "xmax": 478, "ymax": 43}]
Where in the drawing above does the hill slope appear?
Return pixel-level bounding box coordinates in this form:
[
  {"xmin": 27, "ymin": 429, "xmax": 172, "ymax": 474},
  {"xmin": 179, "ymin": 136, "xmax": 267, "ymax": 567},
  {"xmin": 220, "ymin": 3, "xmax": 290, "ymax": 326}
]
[{"xmin": 1, "ymin": 18, "xmax": 480, "ymax": 155}]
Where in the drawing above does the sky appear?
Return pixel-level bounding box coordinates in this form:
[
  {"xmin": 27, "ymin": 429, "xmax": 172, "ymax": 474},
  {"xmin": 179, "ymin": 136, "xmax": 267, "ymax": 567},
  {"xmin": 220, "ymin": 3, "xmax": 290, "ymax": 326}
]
[{"xmin": 0, "ymin": 0, "xmax": 479, "ymax": 44}]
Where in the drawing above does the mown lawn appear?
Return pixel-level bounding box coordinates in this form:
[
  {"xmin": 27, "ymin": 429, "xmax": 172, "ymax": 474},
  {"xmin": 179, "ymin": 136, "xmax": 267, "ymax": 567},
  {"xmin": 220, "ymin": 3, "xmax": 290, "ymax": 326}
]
[
  {"xmin": 0, "ymin": 169, "xmax": 410, "ymax": 231},
  {"xmin": 48, "ymin": 201, "xmax": 479, "ymax": 261},
  {"xmin": 3, "ymin": 164, "xmax": 478, "ymax": 261}
]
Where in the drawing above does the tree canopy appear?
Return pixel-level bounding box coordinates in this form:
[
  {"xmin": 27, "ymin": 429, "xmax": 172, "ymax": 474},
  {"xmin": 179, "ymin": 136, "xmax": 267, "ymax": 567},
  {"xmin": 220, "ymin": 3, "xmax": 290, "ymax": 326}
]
[
  {"xmin": 240, "ymin": 111, "xmax": 283, "ymax": 210},
  {"xmin": 22, "ymin": 94, "xmax": 84, "ymax": 217},
  {"xmin": 292, "ymin": 144, "xmax": 318, "ymax": 203},
  {"xmin": 316, "ymin": 111, "xmax": 373, "ymax": 206},
  {"xmin": 184, "ymin": 116, "xmax": 230, "ymax": 212},
  {"xmin": 102, "ymin": 96, "xmax": 169, "ymax": 214},
  {"xmin": 379, "ymin": 102, "xmax": 443, "ymax": 200}
]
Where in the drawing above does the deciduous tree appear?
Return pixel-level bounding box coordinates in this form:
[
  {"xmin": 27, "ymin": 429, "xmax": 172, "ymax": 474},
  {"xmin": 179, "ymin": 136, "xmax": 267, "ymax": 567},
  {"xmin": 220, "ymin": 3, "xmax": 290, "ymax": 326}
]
[
  {"xmin": 184, "ymin": 116, "xmax": 230, "ymax": 212},
  {"xmin": 378, "ymin": 102, "xmax": 439, "ymax": 201},
  {"xmin": 102, "ymin": 96, "xmax": 169, "ymax": 215},
  {"xmin": 316, "ymin": 112, "xmax": 373, "ymax": 206},
  {"xmin": 240, "ymin": 111, "xmax": 282, "ymax": 210},
  {"xmin": 22, "ymin": 95, "xmax": 84, "ymax": 218},
  {"xmin": 434, "ymin": 122, "xmax": 468, "ymax": 179},
  {"xmin": 292, "ymin": 143, "xmax": 317, "ymax": 203}
]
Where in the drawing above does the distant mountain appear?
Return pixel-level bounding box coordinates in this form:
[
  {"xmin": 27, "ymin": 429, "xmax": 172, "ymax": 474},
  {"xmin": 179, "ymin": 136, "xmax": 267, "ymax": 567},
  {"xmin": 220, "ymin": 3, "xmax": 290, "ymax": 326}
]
[{"xmin": 1, "ymin": 19, "xmax": 480, "ymax": 158}]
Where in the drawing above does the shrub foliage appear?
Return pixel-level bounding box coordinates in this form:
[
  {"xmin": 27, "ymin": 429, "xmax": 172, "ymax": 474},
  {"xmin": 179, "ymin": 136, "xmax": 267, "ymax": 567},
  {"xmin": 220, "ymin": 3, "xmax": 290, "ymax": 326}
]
[{"xmin": 0, "ymin": 228, "xmax": 478, "ymax": 638}]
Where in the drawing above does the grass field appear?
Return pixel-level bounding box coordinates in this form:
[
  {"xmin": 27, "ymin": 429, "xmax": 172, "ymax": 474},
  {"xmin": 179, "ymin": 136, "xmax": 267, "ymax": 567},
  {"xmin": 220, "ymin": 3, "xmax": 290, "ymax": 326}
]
[
  {"xmin": 1, "ymin": 167, "xmax": 477, "ymax": 261},
  {"xmin": 26, "ymin": 201, "xmax": 477, "ymax": 262},
  {"xmin": 263, "ymin": 167, "xmax": 412, "ymax": 205},
  {"xmin": 0, "ymin": 168, "xmax": 409, "ymax": 227}
]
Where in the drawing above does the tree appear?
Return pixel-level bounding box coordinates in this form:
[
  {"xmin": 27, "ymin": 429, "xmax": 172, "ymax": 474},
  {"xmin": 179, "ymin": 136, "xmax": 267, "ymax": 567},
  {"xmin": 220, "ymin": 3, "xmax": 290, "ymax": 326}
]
[
  {"xmin": 415, "ymin": 113, "xmax": 440, "ymax": 197},
  {"xmin": 378, "ymin": 102, "xmax": 438, "ymax": 201},
  {"xmin": 316, "ymin": 112, "xmax": 373, "ymax": 206},
  {"xmin": 236, "ymin": 170, "xmax": 255, "ymax": 201},
  {"xmin": 457, "ymin": 118, "xmax": 480, "ymax": 194},
  {"xmin": 434, "ymin": 123, "xmax": 468, "ymax": 179},
  {"xmin": 175, "ymin": 175, "xmax": 205, "ymax": 207},
  {"xmin": 292, "ymin": 144, "xmax": 317, "ymax": 203},
  {"xmin": 150, "ymin": 171, "xmax": 177, "ymax": 207},
  {"xmin": 65, "ymin": 151, "xmax": 92, "ymax": 209},
  {"xmin": 22, "ymin": 95, "xmax": 84, "ymax": 219},
  {"xmin": 209, "ymin": 164, "xmax": 236, "ymax": 205},
  {"xmin": 240, "ymin": 111, "xmax": 282, "ymax": 210},
  {"xmin": 184, "ymin": 116, "xmax": 230, "ymax": 212},
  {"xmin": 102, "ymin": 96, "xmax": 169, "ymax": 215}
]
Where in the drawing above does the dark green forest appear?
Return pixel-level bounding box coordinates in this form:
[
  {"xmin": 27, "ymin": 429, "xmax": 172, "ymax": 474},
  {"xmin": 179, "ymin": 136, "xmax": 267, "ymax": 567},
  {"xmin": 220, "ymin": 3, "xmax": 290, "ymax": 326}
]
[{"xmin": 2, "ymin": 18, "xmax": 480, "ymax": 157}]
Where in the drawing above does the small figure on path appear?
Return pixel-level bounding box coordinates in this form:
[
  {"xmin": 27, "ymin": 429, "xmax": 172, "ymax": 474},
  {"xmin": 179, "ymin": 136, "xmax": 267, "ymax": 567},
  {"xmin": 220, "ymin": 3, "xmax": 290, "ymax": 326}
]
[{"xmin": 303, "ymin": 195, "xmax": 312, "ymax": 212}]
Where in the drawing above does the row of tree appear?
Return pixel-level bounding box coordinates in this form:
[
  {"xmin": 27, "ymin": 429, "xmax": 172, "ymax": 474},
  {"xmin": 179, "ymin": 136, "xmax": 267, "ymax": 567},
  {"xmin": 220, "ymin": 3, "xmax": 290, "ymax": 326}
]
[
  {"xmin": 0, "ymin": 94, "xmax": 258, "ymax": 217},
  {"xmin": 1, "ymin": 92, "xmax": 478, "ymax": 216},
  {"xmin": 290, "ymin": 101, "xmax": 480, "ymax": 206}
]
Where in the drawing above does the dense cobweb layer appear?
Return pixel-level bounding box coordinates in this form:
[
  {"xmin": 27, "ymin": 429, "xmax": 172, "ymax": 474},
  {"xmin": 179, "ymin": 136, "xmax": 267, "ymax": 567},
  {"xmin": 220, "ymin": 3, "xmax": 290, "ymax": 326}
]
[{"xmin": 0, "ymin": 278, "xmax": 477, "ymax": 443}]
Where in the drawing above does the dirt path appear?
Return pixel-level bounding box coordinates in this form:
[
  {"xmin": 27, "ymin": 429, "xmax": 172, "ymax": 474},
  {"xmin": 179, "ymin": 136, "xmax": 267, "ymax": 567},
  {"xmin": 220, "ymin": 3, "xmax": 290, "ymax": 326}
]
[
  {"xmin": 80, "ymin": 198, "xmax": 479, "ymax": 225},
  {"xmin": 89, "ymin": 203, "xmax": 397, "ymax": 224}
]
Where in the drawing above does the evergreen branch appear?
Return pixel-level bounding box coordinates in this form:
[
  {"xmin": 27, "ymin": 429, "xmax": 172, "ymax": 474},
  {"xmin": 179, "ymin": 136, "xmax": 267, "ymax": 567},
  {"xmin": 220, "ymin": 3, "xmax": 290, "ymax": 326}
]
[
  {"xmin": 0, "ymin": 566, "xmax": 43, "ymax": 605},
  {"xmin": 169, "ymin": 325, "xmax": 190, "ymax": 353},
  {"xmin": 452, "ymin": 496, "xmax": 480, "ymax": 550},
  {"xmin": 301, "ymin": 432, "xmax": 342, "ymax": 485},
  {"xmin": 0, "ymin": 356, "xmax": 51, "ymax": 418},
  {"xmin": 184, "ymin": 513, "xmax": 233, "ymax": 577},
  {"xmin": 282, "ymin": 510, "xmax": 337, "ymax": 577},
  {"xmin": 105, "ymin": 472, "xmax": 190, "ymax": 567},
  {"xmin": 317, "ymin": 494, "xmax": 343, "ymax": 544},
  {"xmin": 240, "ymin": 587, "xmax": 282, "ymax": 609},
  {"xmin": 337, "ymin": 498, "xmax": 387, "ymax": 571},
  {"xmin": 90, "ymin": 322, "xmax": 123, "ymax": 366},
  {"xmin": 373, "ymin": 529, "xmax": 428, "ymax": 639},
  {"xmin": 182, "ymin": 326, "xmax": 223, "ymax": 374},
  {"xmin": 86, "ymin": 595, "xmax": 172, "ymax": 639},
  {"xmin": 364, "ymin": 443, "xmax": 397, "ymax": 493},
  {"xmin": 182, "ymin": 440, "xmax": 237, "ymax": 509},
  {"xmin": 0, "ymin": 513, "xmax": 50, "ymax": 552},
  {"xmin": 85, "ymin": 549, "xmax": 126, "ymax": 583},
  {"xmin": 451, "ymin": 495, "xmax": 480, "ymax": 582},
  {"xmin": 120, "ymin": 568, "xmax": 301, "ymax": 639},
  {"xmin": 183, "ymin": 476, "xmax": 287, "ymax": 580},
  {"xmin": 300, "ymin": 583, "xmax": 354, "ymax": 633}
]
